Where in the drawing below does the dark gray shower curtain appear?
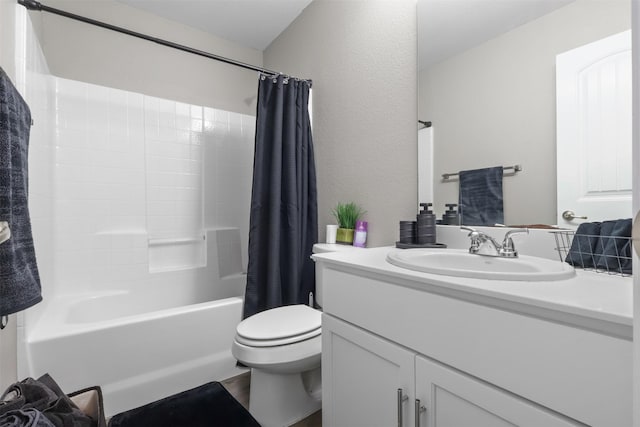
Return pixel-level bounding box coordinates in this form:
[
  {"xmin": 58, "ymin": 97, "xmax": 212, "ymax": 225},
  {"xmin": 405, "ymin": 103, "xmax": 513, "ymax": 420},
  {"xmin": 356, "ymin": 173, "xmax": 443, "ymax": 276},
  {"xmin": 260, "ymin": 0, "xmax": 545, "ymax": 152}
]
[{"xmin": 242, "ymin": 74, "xmax": 317, "ymax": 319}]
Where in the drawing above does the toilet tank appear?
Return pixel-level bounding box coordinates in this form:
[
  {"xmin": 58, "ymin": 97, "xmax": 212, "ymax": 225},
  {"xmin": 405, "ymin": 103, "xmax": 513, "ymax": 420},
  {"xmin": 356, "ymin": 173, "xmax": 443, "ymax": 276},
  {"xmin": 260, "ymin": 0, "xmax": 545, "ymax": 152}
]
[{"xmin": 312, "ymin": 243, "xmax": 361, "ymax": 308}]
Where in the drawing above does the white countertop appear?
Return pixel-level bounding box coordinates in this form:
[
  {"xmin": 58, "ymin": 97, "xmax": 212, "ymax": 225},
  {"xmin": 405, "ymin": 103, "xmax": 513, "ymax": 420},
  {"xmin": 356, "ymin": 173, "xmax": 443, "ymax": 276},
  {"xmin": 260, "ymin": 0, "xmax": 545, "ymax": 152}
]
[{"xmin": 312, "ymin": 246, "xmax": 633, "ymax": 333}]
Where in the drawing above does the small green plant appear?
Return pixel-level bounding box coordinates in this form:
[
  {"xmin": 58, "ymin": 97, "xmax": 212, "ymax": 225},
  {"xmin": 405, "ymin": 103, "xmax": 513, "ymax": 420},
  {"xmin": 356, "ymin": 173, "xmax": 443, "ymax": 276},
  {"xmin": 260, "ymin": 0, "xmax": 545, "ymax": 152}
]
[{"xmin": 332, "ymin": 202, "xmax": 365, "ymax": 230}]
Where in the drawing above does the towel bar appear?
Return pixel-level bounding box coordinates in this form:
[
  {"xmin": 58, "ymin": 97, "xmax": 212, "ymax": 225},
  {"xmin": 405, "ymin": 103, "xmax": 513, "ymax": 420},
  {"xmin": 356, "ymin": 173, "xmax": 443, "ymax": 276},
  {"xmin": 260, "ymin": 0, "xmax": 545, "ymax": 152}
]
[{"xmin": 442, "ymin": 164, "xmax": 522, "ymax": 181}]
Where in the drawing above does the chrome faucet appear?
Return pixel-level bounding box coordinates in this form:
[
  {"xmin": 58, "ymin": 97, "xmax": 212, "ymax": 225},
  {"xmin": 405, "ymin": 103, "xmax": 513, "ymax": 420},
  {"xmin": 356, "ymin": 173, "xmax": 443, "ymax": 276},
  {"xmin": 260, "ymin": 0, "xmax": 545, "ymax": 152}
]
[{"xmin": 461, "ymin": 226, "xmax": 529, "ymax": 258}]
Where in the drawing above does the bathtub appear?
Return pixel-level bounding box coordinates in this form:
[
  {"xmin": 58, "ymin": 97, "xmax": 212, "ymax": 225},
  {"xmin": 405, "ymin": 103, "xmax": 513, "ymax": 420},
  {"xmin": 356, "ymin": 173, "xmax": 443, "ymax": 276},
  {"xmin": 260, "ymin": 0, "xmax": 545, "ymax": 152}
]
[{"xmin": 23, "ymin": 277, "xmax": 247, "ymax": 417}]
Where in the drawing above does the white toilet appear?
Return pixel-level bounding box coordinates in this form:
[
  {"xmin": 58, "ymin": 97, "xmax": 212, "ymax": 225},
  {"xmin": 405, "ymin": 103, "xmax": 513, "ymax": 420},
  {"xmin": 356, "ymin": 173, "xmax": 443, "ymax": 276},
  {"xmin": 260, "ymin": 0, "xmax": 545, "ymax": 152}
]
[{"xmin": 232, "ymin": 243, "xmax": 358, "ymax": 427}]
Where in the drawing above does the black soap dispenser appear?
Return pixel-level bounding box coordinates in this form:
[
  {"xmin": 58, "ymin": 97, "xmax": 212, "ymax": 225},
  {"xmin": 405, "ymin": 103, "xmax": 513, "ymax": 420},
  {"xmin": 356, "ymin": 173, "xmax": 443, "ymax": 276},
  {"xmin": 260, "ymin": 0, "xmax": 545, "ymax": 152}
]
[
  {"xmin": 442, "ymin": 203, "xmax": 460, "ymax": 225},
  {"xmin": 416, "ymin": 202, "xmax": 437, "ymax": 244}
]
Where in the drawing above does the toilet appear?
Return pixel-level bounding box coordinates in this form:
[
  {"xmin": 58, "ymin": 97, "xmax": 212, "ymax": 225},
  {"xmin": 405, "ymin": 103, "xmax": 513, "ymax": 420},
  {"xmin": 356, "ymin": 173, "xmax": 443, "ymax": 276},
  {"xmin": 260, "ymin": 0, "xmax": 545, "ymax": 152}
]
[{"xmin": 232, "ymin": 243, "xmax": 358, "ymax": 427}]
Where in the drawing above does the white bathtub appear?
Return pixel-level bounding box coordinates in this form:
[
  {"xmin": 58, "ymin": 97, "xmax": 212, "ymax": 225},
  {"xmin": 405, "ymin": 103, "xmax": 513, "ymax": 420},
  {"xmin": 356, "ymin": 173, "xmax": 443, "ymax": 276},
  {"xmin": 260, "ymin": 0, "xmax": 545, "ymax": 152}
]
[{"xmin": 23, "ymin": 274, "xmax": 247, "ymax": 417}]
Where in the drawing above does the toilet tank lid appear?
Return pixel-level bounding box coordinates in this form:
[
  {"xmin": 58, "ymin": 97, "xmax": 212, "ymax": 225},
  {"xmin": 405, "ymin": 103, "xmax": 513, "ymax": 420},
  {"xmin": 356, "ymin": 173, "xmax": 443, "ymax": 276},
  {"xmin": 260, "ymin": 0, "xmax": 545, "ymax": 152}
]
[{"xmin": 237, "ymin": 304, "xmax": 321, "ymax": 341}]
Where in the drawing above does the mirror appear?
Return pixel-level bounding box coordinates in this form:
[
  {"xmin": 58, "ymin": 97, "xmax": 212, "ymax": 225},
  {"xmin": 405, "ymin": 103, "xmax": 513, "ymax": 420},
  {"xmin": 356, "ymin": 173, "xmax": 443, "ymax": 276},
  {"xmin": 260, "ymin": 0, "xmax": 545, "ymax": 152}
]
[{"xmin": 417, "ymin": 0, "xmax": 631, "ymax": 226}]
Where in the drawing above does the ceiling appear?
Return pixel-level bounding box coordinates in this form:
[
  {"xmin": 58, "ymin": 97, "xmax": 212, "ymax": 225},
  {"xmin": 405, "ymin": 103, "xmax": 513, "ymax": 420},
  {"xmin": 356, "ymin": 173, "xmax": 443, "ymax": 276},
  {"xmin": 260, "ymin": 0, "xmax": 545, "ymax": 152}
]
[{"xmin": 115, "ymin": 0, "xmax": 575, "ymax": 69}]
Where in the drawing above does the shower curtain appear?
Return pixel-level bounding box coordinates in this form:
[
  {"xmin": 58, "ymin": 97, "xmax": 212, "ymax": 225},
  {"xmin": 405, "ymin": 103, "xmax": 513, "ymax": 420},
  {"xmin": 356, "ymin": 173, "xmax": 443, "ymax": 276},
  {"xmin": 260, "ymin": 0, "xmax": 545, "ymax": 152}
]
[{"xmin": 243, "ymin": 74, "xmax": 317, "ymax": 319}]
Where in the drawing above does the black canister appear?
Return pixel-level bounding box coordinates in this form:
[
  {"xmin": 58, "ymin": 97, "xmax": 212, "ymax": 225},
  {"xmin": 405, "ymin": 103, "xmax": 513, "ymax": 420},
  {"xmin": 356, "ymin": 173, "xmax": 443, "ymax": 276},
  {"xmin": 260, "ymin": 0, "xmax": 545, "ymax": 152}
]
[
  {"xmin": 442, "ymin": 203, "xmax": 460, "ymax": 225},
  {"xmin": 416, "ymin": 203, "xmax": 436, "ymax": 244},
  {"xmin": 399, "ymin": 220, "xmax": 416, "ymax": 244}
]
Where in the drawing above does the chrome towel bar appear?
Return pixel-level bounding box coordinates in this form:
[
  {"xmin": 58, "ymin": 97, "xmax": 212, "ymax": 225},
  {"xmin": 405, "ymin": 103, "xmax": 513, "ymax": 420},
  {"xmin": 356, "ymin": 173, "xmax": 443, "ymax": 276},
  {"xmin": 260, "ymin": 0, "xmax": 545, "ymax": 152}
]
[{"xmin": 442, "ymin": 164, "xmax": 522, "ymax": 181}]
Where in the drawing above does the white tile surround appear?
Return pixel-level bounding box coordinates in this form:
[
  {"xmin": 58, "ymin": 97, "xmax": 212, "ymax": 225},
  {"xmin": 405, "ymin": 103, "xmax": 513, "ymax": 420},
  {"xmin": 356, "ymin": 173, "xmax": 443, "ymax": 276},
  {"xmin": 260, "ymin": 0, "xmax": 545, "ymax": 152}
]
[
  {"xmin": 12, "ymin": 9, "xmax": 255, "ymax": 378},
  {"xmin": 51, "ymin": 77, "xmax": 254, "ymax": 290}
]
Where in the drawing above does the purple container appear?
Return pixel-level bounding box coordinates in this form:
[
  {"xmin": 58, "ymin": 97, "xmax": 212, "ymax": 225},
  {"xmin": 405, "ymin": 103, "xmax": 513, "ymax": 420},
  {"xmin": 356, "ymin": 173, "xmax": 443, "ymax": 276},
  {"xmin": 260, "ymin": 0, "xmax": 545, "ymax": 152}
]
[{"xmin": 353, "ymin": 220, "xmax": 368, "ymax": 247}]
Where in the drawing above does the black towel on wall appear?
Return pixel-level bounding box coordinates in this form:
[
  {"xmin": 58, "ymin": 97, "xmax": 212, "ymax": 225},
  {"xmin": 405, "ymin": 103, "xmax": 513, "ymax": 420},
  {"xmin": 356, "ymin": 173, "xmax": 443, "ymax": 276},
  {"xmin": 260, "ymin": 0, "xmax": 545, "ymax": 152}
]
[
  {"xmin": 0, "ymin": 67, "xmax": 42, "ymax": 316},
  {"xmin": 458, "ymin": 166, "xmax": 504, "ymax": 226}
]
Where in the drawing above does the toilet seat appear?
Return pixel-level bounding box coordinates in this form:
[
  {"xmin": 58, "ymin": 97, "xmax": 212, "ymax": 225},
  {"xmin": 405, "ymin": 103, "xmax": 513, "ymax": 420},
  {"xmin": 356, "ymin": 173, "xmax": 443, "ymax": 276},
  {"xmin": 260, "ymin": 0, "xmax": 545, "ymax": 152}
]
[
  {"xmin": 235, "ymin": 304, "xmax": 321, "ymax": 347},
  {"xmin": 232, "ymin": 334, "xmax": 321, "ymax": 373}
]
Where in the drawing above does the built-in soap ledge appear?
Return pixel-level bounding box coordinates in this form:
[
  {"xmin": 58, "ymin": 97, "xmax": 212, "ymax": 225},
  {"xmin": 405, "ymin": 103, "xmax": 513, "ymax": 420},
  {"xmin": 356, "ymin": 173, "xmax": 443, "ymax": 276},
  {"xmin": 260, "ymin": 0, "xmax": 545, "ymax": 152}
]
[
  {"xmin": 147, "ymin": 235, "xmax": 205, "ymax": 246},
  {"xmin": 148, "ymin": 235, "xmax": 206, "ymax": 273}
]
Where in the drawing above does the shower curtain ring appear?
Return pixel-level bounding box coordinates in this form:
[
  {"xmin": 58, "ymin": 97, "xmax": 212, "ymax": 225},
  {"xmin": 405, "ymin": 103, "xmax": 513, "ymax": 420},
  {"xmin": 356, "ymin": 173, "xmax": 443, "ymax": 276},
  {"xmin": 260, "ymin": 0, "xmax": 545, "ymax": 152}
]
[{"xmin": 0, "ymin": 315, "xmax": 8, "ymax": 330}]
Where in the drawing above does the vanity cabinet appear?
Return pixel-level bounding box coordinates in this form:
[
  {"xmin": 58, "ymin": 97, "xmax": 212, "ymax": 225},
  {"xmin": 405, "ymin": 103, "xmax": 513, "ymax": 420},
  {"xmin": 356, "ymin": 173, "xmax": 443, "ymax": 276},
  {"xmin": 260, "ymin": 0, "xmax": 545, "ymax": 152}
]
[
  {"xmin": 323, "ymin": 314, "xmax": 583, "ymax": 427},
  {"xmin": 322, "ymin": 314, "xmax": 415, "ymax": 427},
  {"xmin": 317, "ymin": 252, "xmax": 632, "ymax": 427},
  {"xmin": 415, "ymin": 355, "xmax": 581, "ymax": 427}
]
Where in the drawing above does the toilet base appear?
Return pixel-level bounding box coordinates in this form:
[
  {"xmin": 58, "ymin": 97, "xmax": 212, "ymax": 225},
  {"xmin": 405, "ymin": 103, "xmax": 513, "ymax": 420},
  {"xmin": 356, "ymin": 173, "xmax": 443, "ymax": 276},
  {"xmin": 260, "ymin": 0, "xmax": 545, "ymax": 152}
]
[{"xmin": 249, "ymin": 367, "xmax": 321, "ymax": 427}]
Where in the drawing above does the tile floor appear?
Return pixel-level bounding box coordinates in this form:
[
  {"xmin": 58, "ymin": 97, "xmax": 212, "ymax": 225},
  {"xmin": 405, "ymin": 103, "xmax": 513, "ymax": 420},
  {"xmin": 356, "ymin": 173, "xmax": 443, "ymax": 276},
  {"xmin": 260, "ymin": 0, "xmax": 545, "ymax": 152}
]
[{"xmin": 222, "ymin": 372, "xmax": 322, "ymax": 427}]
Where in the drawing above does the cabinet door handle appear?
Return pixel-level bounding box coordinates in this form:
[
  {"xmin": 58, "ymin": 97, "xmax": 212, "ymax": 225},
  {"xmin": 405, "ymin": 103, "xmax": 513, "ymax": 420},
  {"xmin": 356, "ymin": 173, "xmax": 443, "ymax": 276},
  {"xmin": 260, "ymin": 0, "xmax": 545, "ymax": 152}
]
[
  {"xmin": 415, "ymin": 399, "xmax": 426, "ymax": 427},
  {"xmin": 397, "ymin": 388, "xmax": 408, "ymax": 427}
]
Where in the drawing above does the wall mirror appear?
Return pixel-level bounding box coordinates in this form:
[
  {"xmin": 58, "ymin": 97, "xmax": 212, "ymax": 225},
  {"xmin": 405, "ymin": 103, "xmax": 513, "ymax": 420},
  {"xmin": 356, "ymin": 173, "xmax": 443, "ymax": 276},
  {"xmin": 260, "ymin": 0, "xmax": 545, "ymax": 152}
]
[{"xmin": 417, "ymin": 0, "xmax": 631, "ymax": 227}]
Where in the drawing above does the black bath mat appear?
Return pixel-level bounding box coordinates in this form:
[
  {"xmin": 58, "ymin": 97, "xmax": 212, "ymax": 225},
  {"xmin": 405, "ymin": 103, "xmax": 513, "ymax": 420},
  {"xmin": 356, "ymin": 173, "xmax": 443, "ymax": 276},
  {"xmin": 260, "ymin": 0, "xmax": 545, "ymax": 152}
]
[{"xmin": 107, "ymin": 382, "xmax": 260, "ymax": 427}]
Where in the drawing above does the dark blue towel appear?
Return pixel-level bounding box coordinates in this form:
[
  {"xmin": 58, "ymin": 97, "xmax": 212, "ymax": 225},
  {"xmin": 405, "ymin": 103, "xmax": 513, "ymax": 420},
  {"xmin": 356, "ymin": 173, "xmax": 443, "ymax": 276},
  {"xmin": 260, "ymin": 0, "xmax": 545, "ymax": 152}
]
[
  {"xmin": 0, "ymin": 67, "xmax": 42, "ymax": 316},
  {"xmin": 565, "ymin": 219, "xmax": 632, "ymax": 274},
  {"xmin": 458, "ymin": 166, "xmax": 504, "ymax": 226},
  {"xmin": 594, "ymin": 219, "xmax": 632, "ymax": 274},
  {"xmin": 0, "ymin": 409, "xmax": 55, "ymax": 427},
  {"xmin": 0, "ymin": 374, "xmax": 92, "ymax": 427},
  {"xmin": 565, "ymin": 222, "xmax": 601, "ymax": 268}
]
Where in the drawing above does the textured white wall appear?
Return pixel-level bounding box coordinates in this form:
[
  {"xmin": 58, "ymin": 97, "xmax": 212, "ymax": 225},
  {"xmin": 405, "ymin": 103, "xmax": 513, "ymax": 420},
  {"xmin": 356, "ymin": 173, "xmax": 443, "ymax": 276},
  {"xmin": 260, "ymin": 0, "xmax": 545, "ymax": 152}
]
[
  {"xmin": 31, "ymin": 0, "xmax": 263, "ymax": 115},
  {"xmin": 419, "ymin": 0, "xmax": 630, "ymax": 225},
  {"xmin": 264, "ymin": 0, "xmax": 418, "ymax": 247}
]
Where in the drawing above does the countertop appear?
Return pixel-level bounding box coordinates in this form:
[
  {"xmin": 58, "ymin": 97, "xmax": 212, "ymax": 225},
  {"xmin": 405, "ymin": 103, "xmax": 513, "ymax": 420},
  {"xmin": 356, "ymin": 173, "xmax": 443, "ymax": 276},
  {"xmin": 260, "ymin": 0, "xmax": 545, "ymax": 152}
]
[{"xmin": 312, "ymin": 246, "xmax": 632, "ymax": 338}]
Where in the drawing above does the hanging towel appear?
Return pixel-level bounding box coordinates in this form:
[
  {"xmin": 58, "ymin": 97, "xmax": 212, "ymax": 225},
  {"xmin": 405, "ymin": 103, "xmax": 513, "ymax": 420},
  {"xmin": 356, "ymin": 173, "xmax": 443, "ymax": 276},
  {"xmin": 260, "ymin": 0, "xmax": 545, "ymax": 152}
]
[
  {"xmin": 458, "ymin": 166, "xmax": 504, "ymax": 226},
  {"xmin": 0, "ymin": 67, "xmax": 42, "ymax": 316}
]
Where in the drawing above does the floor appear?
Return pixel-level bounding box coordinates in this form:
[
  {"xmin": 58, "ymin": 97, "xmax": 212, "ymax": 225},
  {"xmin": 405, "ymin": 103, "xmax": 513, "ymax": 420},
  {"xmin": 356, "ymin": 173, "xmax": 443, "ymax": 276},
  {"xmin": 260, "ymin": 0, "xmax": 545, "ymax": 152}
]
[{"xmin": 222, "ymin": 372, "xmax": 322, "ymax": 427}]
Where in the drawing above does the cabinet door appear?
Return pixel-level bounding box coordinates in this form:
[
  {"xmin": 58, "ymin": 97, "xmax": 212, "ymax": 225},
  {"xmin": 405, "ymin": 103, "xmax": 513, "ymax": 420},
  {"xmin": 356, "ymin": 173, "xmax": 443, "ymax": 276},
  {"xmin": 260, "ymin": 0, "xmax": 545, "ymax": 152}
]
[
  {"xmin": 322, "ymin": 314, "xmax": 416, "ymax": 427},
  {"xmin": 415, "ymin": 356, "xmax": 585, "ymax": 427}
]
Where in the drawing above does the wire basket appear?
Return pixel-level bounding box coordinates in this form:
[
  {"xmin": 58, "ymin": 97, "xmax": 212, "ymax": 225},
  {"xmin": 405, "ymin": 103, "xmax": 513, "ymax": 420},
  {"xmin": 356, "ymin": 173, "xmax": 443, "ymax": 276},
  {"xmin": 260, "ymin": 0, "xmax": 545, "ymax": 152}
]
[{"xmin": 551, "ymin": 230, "xmax": 632, "ymax": 277}]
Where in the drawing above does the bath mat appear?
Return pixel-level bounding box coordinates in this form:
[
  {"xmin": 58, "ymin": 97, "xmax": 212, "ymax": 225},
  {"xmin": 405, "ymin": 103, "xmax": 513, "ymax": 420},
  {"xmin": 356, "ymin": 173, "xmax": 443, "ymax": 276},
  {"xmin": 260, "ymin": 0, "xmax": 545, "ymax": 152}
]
[{"xmin": 107, "ymin": 382, "xmax": 260, "ymax": 427}]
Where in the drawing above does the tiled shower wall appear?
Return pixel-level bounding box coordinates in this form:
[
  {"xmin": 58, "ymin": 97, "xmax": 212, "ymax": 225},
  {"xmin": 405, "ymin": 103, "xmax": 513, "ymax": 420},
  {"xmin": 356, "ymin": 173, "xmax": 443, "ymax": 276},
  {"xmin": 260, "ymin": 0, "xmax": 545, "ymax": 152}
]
[
  {"xmin": 53, "ymin": 77, "xmax": 254, "ymax": 294},
  {"xmin": 12, "ymin": 5, "xmax": 56, "ymax": 384}
]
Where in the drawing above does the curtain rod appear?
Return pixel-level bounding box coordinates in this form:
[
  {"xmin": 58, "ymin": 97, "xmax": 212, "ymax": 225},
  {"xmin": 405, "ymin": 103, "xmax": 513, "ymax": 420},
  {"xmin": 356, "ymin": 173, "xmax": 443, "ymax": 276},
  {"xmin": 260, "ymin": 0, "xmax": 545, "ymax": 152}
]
[{"xmin": 17, "ymin": 0, "xmax": 281, "ymax": 76}]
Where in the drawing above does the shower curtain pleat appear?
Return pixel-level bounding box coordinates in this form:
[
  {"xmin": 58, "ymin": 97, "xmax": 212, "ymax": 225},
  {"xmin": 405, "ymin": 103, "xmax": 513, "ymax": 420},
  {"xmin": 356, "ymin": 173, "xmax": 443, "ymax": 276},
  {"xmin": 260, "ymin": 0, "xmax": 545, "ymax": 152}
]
[{"xmin": 243, "ymin": 75, "xmax": 317, "ymax": 319}]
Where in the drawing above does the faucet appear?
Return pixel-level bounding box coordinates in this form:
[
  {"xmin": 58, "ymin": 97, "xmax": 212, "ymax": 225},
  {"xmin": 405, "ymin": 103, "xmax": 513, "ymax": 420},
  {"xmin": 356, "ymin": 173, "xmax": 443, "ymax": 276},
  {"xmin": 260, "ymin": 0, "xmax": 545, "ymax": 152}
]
[{"xmin": 460, "ymin": 226, "xmax": 529, "ymax": 258}]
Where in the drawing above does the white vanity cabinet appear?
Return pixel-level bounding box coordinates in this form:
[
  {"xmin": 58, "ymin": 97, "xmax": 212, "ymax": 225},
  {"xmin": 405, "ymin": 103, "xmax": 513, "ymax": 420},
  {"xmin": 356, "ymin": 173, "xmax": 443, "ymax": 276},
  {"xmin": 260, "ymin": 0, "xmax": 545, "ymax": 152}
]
[
  {"xmin": 323, "ymin": 314, "xmax": 583, "ymax": 427},
  {"xmin": 415, "ymin": 355, "xmax": 581, "ymax": 427},
  {"xmin": 322, "ymin": 314, "xmax": 416, "ymax": 427},
  {"xmin": 316, "ymin": 248, "xmax": 632, "ymax": 427}
]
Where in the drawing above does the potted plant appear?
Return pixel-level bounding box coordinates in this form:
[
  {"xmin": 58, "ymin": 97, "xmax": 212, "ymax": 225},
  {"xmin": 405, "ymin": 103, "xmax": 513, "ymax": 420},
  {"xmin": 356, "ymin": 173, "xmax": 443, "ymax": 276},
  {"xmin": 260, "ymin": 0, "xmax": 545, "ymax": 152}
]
[{"xmin": 331, "ymin": 202, "xmax": 365, "ymax": 244}]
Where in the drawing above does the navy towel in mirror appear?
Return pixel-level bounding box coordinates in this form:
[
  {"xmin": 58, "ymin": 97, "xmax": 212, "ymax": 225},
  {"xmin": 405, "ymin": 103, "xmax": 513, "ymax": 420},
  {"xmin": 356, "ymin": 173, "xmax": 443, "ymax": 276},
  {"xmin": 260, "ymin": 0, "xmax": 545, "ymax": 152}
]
[
  {"xmin": 594, "ymin": 219, "xmax": 632, "ymax": 274},
  {"xmin": 458, "ymin": 166, "xmax": 504, "ymax": 226},
  {"xmin": 565, "ymin": 222, "xmax": 601, "ymax": 268}
]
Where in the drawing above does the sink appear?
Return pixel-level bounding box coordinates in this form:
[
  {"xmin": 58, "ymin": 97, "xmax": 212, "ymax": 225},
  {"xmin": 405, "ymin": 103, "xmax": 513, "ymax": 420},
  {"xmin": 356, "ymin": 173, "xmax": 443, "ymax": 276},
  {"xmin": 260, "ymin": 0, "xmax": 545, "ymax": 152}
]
[{"xmin": 386, "ymin": 248, "xmax": 576, "ymax": 281}]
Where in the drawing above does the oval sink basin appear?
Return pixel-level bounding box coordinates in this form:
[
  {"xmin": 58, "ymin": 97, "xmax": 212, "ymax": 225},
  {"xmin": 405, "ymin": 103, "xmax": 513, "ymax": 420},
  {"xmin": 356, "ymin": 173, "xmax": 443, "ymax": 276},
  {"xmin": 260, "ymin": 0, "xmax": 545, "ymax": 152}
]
[{"xmin": 386, "ymin": 248, "xmax": 576, "ymax": 281}]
